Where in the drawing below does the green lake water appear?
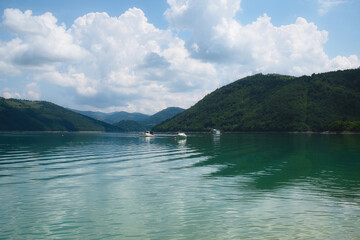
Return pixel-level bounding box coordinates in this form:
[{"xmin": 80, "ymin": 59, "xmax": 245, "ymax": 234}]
[{"xmin": 0, "ymin": 132, "xmax": 359, "ymax": 239}]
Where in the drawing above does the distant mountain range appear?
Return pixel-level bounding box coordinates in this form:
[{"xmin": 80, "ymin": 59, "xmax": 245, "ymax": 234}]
[
  {"xmin": 154, "ymin": 69, "xmax": 360, "ymax": 132},
  {"xmin": 72, "ymin": 109, "xmax": 150, "ymax": 124},
  {"xmin": 0, "ymin": 97, "xmax": 185, "ymax": 132},
  {"xmin": 75, "ymin": 107, "xmax": 185, "ymax": 130}
]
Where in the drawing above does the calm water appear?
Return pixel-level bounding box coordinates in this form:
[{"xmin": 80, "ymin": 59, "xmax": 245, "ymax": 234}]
[{"xmin": 0, "ymin": 132, "xmax": 359, "ymax": 239}]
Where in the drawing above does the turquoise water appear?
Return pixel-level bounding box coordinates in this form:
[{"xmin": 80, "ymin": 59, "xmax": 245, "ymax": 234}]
[{"xmin": 0, "ymin": 132, "xmax": 359, "ymax": 239}]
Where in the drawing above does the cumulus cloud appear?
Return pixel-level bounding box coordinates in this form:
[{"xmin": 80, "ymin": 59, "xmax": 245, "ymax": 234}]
[
  {"xmin": 0, "ymin": 39, "xmax": 24, "ymax": 75},
  {"xmin": 166, "ymin": 0, "xmax": 359, "ymax": 79},
  {"xmin": 68, "ymin": 8, "xmax": 217, "ymax": 111},
  {"xmin": 1, "ymin": 8, "xmax": 216, "ymax": 113},
  {"xmin": 35, "ymin": 68, "xmax": 98, "ymax": 96},
  {"xmin": 0, "ymin": 3, "xmax": 359, "ymax": 113},
  {"xmin": 2, "ymin": 9, "xmax": 87, "ymax": 70}
]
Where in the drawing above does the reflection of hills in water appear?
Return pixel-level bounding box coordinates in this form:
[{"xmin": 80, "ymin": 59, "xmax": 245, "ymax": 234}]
[
  {"xmin": 186, "ymin": 134, "xmax": 360, "ymax": 203},
  {"xmin": 0, "ymin": 132, "xmax": 102, "ymax": 153}
]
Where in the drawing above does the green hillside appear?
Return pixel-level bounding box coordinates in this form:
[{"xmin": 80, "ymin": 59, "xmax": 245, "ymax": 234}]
[
  {"xmin": 0, "ymin": 98, "xmax": 123, "ymax": 132},
  {"xmin": 141, "ymin": 107, "xmax": 185, "ymax": 129},
  {"xmin": 153, "ymin": 69, "xmax": 360, "ymax": 132},
  {"xmin": 113, "ymin": 120, "xmax": 146, "ymax": 132}
]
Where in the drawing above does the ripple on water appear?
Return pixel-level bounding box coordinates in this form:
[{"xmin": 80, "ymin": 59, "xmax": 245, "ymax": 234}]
[{"xmin": 0, "ymin": 133, "xmax": 360, "ymax": 239}]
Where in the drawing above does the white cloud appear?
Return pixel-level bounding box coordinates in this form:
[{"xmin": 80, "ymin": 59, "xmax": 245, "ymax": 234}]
[
  {"xmin": 0, "ymin": 4, "xmax": 359, "ymax": 113},
  {"xmin": 2, "ymin": 9, "xmax": 87, "ymax": 68},
  {"xmin": 318, "ymin": 0, "xmax": 346, "ymax": 15},
  {"xmin": 2, "ymin": 88, "xmax": 22, "ymax": 99},
  {"xmin": 35, "ymin": 67, "xmax": 98, "ymax": 96},
  {"xmin": 0, "ymin": 39, "xmax": 24, "ymax": 75},
  {"xmin": 70, "ymin": 8, "xmax": 217, "ymax": 112},
  {"xmin": 329, "ymin": 55, "xmax": 359, "ymax": 69},
  {"xmin": 8, "ymin": 8, "xmax": 218, "ymax": 113},
  {"xmin": 26, "ymin": 82, "xmax": 41, "ymax": 100},
  {"xmin": 165, "ymin": 0, "xmax": 359, "ymax": 81}
]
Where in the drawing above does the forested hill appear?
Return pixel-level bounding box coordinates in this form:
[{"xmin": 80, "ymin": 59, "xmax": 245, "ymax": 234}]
[
  {"xmin": 141, "ymin": 107, "xmax": 185, "ymax": 129},
  {"xmin": 153, "ymin": 69, "xmax": 360, "ymax": 132},
  {"xmin": 0, "ymin": 98, "xmax": 122, "ymax": 132}
]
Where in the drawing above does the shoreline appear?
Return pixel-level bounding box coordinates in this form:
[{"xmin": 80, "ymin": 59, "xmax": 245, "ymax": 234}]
[
  {"xmin": 148, "ymin": 131, "xmax": 360, "ymax": 135},
  {"xmin": 1, "ymin": 130, "xmax": 359, "ymax": 135}
]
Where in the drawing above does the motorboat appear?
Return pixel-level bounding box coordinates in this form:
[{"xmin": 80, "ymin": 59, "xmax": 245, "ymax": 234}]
[
  {"xmin": 140, "ymin": 131, "xmax": 154, "ymax": 137},
  {"xmin": 177, "ymin": 132, "xmax": 187, "ymax": 138},
  {"xmin": 211, "ymin": 129, "xmax": 221, "ymax": 135}
]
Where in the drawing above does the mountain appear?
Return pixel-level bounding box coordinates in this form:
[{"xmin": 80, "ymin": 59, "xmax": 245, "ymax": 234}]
[
  {"xmin": 75, "ymin": 107, "xmax": 185, "ymax": 131},
  {"xmin": 111, "ymin": 107, "xmax": 185, "ymax": 131},
  {"xmin": 105, "ymin": 112, "xmax": 149, "ymax": 124},
  {"xmin": 113, "ymin": 120, "xmax": 146, "ymax": 132},
  {"xmin": 0, "ymin": 98, "xmax": 123, "ymax": 132},
  {"xmin": 71, "ymin": 110, "xmax": 109, "ymax": 122},
  {"xmin": 141, "ymin": 107, "xmax": 185, "ymax": 129},
  {"xmin": 153, "ymin": 69, "xmax": 360, "ymax": 132},
  {"xmin": 73, "ymin": 109, "xmax": 149, "ymax": 124}
]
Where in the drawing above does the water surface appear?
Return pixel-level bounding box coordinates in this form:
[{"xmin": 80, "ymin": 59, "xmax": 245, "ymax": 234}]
[{"xmin": 0, "ymin": 132, "xmax": 359, "ymax": 239}]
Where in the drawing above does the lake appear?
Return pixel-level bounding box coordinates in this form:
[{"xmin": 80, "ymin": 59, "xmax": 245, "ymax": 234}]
[{"xmin": 0, "ymin": 132, "xmax": 359, "ymax": 239}]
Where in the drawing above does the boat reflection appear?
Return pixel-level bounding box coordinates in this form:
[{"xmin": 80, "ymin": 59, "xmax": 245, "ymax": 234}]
[{"xmin": 177, "ymin": 139, "xmax": 187, "ymax": 146}]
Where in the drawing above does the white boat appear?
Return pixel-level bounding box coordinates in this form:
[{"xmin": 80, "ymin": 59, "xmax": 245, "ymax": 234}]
[
  {"xmin": 140, "ymin": 131, "xmax": 154, "ymax": 137},
  {"xmin": 177, "ymin": 132, "xmax": 187, "ymax": 138},
  {"xmin": 211, "ymin": 129, "xmax": 221, "ymax": 135}
]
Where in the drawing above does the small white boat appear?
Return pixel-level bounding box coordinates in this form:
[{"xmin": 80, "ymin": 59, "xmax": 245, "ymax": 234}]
[
  {"xmin": 140, "ymin": 131, "xmax": 154, "ymax": 137},
  {"xmin": 211, "ymin": 129, "xmax": 221, "ymax": 135},
  {"xmin": 177, "ymin": 132, "xmax": 187, "ymax": 138}
]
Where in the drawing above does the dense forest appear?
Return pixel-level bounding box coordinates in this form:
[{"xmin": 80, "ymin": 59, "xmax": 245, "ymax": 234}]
[
  {"xmin": 153, "ymin": 69, "xmax": 360, "ymax": 132},
  {"xmin": 0, "ymin": 98, "xmax": 122, "ymax": 132}
]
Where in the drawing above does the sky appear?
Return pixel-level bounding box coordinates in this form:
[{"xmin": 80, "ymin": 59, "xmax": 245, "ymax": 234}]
[{"xmin": 0, "ymin": 0, "xmax": 359, "ymax": 114}]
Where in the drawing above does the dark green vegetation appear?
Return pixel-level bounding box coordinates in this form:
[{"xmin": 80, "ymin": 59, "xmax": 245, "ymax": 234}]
[
  {"xmin": 141, "ymin": 107, "xmax": 185, "ymax": 129},
  {"xmin": 154, "ymin": 69, "xmax": 360, "ymax": 132},
  {"xmin": 0, "ymin": 98, "xmax": 122, "ymax": 132},
  {"xmin": 113, "ymin": 120, "xmax": 146, "ymax": 132}
]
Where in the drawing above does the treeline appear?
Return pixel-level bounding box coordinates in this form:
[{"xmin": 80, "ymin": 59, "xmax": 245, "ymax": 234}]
[{"xmin": 328, "ymin": 120, "xmax": 360, "ymax": 132}]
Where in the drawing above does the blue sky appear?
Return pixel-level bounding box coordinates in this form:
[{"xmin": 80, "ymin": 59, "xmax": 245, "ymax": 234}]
[{"xmin": 0, "ymin": 0, "xmax": 359, "ymax": 114}]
